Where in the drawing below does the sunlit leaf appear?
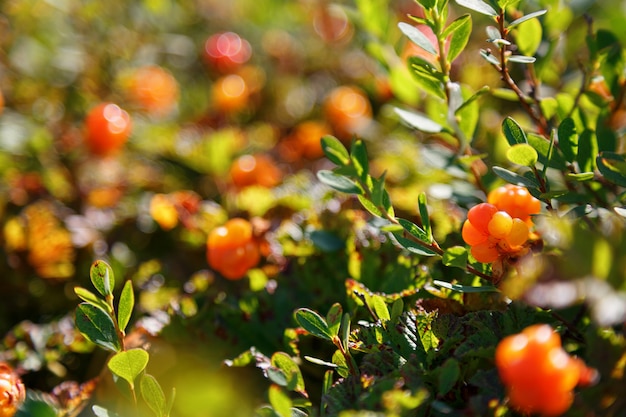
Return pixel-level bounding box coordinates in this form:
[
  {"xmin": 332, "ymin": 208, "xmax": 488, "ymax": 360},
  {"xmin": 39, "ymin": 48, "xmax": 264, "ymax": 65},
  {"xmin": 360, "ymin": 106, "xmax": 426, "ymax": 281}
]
[
  {"xmin": 507, "ymin": 55, "xmax": 537, "ymax": 64},
  {"xmin": 90, "ymin": 260, "xmax": 115, "ymax": 297},
  {"xmin": 398, "ymin": 22, "xmax": 437, "ymax": 55},
  {"xmin": 509, "ymin": 9, "xmax": 547, "ymax": 28},
  {"xmin": 74, "ymin": 287, "xmax": 111, "ymax": 314},
  {"xmin": 317, "ymin": 170, "xmax": 362, "ymax": 194},
  {"xmin": 350, "ymin": 139, "xmax": 369, "ymax": 181},
  {"xmin": 107, "ymin": 349, "xmax": 149, "ymax": 388},
  {"xmin": 502, "ymin": 117, "xmax": 527, "ymax": 145},
  {"xmin": 268, "ymin": 385, "xmax": 292, "ymax": 417},
  {"xmin": 445, "ymin": 15, "xmax": 472, "ymax": 62},
  {"xmin": 515, "ymin": 17, "xmax": 542, "ymax": 56},
  {"xmin": 117, "ymin": 280, "xmax": 134, "ymax": 333},
  {"xmin": 492, "ymin": 166, "xmax": 539, "ymax": 189},
  {"xmin": 507, "ymin": 143, "xmax": 538, "ymax": 167},
  {"xmin": 326, "ymin": 303, "xmax": 343, "ymax": 338},
  {"xmin": 271, "ymin": 353, "xmax": 306, "ymax": 395},
  {"xmin": 597, "ymin": 152, "xmax": 626, "ymax": 187},
  {"xmin": 140, "ymin": 374, "xmax": 166, "ymax": 417},
  {"xmin": 442, "ymin": 246, "xmax": 468, "ymax": 269},
  {"xmin": 294, "ymin": 308, "xmax": 332, "ymax": 340},
  {"xmin": 321, "ymin": 135, "xmax": 350, "ymax": 166},
  {"xmin": 455, "ymin": 0, "xmax": 498, "ymax": 16},
  {"xmin": 432, "ymin": 280, "xmax": 498, "ymax": 292},
  {"xmin": 394, "ymin": 107, "xmax": 444, "ymax": 133}
]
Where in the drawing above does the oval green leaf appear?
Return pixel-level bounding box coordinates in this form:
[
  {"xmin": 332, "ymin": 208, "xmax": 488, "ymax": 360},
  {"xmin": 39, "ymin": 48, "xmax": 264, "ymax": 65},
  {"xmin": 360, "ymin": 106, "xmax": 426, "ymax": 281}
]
[
  {"xmin": 294, "ymin": 308, "xmax": 332, "ymax": 340},
  {"xmin": 507, "ymin": 143, "xmax": 538, "ymax": 167},
  {"xmin": 271, "ymin": 352, "xmax": 306, "ymax": 395},
  {"xmin": 326, "ymin": 303, "xmax": 343, "ymax": 338},
  {"xmin": 75, "ymin": 303, "xmax": 121, "ymax": 352},
  {"xmin": 502, "ymin": 117, "xmax": 527, "ymax": 145},
  {"xmin": 395, "ymin": 107, "xmax": 444, "ymax": 133},
  {"xmin": 317, "ymin": 170, "xmax": 362, "ymax": 195},
  {"xmin": 90, "ymin": 260, "xmax": 115, "ymax": 297},
  {"xmin": 140, "ymin": 373, "xmax": 166, "ymax": 417},
  {"xmin": 117, "ymin": 280, "xmax": 134, "ymax": 333},
  {"xmin": 107, "ymin": 349, "xmax": 149, "ymax": 388},
  {"xmin": 455, "ymin": 0, "xmax": 498, "ymax": 16},
  {"xmin": 398, "ymin": 22, "xmax": 437, "ymax": 55},
  {"xmin": 321, "ymin": 135, "xmax": 350, "ymax": 166},
  {"xmin": 446, "ymin": 15, "xmax": 472, "ymax": 62},
  {"xmin": 268, "ymin": 385, "xmax": 292, "ymax": 417},
  {"xmin": 74, "ymin": 286, "xmax": 112, "ymax": 314}
]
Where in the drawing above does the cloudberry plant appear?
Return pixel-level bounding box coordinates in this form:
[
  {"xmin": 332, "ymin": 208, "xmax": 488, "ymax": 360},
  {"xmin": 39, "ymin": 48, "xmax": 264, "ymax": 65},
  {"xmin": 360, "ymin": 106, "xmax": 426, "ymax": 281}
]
[
  {"xmin": 462, "ymin": 203, "xmax": 529, "ymax": 263},
  {"xmin": 495, "ymin": 324, "xmax": 596, "ymax": 416},
  {"xmin": 487, "ymin": 184, "xmax": 542, "ymax": 226},
  {"xmin": 84, "ymin": 103, "xmax": 132, "ymax": 156},
  {"xmin": 207, "ymin": 218, "xmax": 260, "ymax": 280}
]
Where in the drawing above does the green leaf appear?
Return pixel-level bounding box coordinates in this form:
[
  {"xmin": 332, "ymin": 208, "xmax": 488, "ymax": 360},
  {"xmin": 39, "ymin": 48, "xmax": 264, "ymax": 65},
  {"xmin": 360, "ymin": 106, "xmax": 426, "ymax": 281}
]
[
  {"xmin": 398, "ymin": 22, "xmax": 437, "ymax": 55},
  {"xmin": 455, "ymin": 0, "xmax": 498, "ymax": 16},
  {"xmin": 407, "ymin": 57, "xmax": 447, "ymax": 100},
  {"xmin": 321, "ymin": 135, "xmax": 350, "ymax": 166},
  {"xmin": 269, "ymin": 385, "xmax": 292, "ymax": 417},
  {"xmin": 118, "ymin": 280, "xmax": 134, "ymax": 333},
  {"xmin": 509, "ymin": 9, "xmax": 547, "ymax": 28},
  {"xmin": 90, "ymin": 260, "xmax": 115, "ymax": 297},
  {"xmin": 394, "ymin": 107, "xmax": 444, "ymax": 133},
  {"xmin": 107, "ymin": 349, "xmax": 150, "ymax": 389},
  {"xmin": 502, "ymin": 117, "xmax": 527, "ymax": 145},
  {"xmin": 304, "ymin": 356, "xmax": 337, "ymax": 368},
  {"xmin": 492, "ymin": 166, "xmax": 539, "ymax": 189},
  {"xmin": 432, "ymin": 280, "xmax": 498, "ymax": 292},
  {"xmin": 446, "ymin": 15, "xmax": 472, "ymax": 62},
  {"xmin": 326, "ymin": 303, "xmax": 343, "ymax": 338},
  {"xmin": 390, "ymin": 299, "xmax": 404, "ymax": 321},
  {"xmin": 271, "ymin": 353, "xmax": 306, "ymax": 395},
  {"xmin": 294, "ymin": 308, "xmax": 332, "ymax": 340},
  {"xmin": 514, "ymin": 16, "xmax": 542, "ymax": 56},
  {"xmin": 527, "ymin": 133, "xmax": 567, "ymax": 170},
  {"xmin": 397, "ymin": 218, "xmax": 430, "ymax": 243},
  {"xmin": 566, "ymin": 172, "xmax": 595, "ymax": 182},
  {"xmin": 350, "ymin": 139, "xmax": 369, "ymax": 181},
  {"xmin": 140, "ymin": 374, "xmax": 166, "ymax": 417},
  {"xmin": 597, "ymin": 152, "xmax": 626, "ymax": 187},
  {"xmin": 455, "ymin": 86, "xmax": 490, "ymax": 114},
  {"xmin": 341, "ymin": 313, "xmax": 351, "ymax": 352},
  {"xmin": 74, "ymin": 286, "xmax": 111, "ymax": 314},
  {"xmin": 391, "ymin": 232, "xmax": 438, "ymax": 256},
  {"xmin": 577, "ymin": 130, "xmax": 598, "ymax": 172},
  {"xmin": 317, "ymin": 170, "xmax": 362, "ymax": 195},
  {"xmin": 442, "ymin": 246, "xmax": 468, "ymax": 269},
  {"xmin": 480, "ymin": 49, "xmax": 501, "ymax": 66},
  {"xmin": 370, "ymin": 295, "xmax": 391, "ymax": 322},
  {"xmin": 75, "ymin": 303, "xmax": 121, "ymax": 352},
  {"xmin": 507, "ymin": 143, "xmax": 538, "ymax": 167},
  {"xmin": 418, "ymin": 192, "xmax": 433, "ymax": 241},
  {"xmin": 438, "ymin": 358, "xmax": 461, "ymax": 395}
]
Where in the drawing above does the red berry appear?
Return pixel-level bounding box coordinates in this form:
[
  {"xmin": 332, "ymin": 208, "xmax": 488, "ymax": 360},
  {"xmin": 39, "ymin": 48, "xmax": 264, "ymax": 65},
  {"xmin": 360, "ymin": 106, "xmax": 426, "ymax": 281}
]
[
  {"xmin": 84, "ymin": 103, "xmax": 132, "ymax": 156},
  {"xmin": 207, "ymin": 218, "xmax": 260, "ymax": 280},
  {"xmin": 467, "ymin": 203, "xmax": 498, "ymax": 234}
]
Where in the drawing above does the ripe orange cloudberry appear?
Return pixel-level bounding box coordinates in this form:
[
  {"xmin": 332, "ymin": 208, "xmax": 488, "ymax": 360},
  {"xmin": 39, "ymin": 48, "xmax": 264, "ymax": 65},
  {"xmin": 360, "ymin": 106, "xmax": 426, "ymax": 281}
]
[
  {"xmin": 487, "ymin": 184, "xmax": 541, "ymax": 226},
  {"xmin": 207, "ymin": 218, "xmax": 260, "ymax": 280},
  {"xmin": 0, "ymin": 363, "xmax": 25, "ymax": 417},
  {"xmin": 462, "ymin": 203, "xmax": 529, "ymax": 263},
  {"xmin": 229, "ymin": 154, "xmax": 282, "ymax": 188},
  {"xmin": 127, "ymin": 65, "xmax": 179, "ymax": 116},
  {"xmin": 495, "ymin": 324, "xmax": 597, "ymax": 417}
]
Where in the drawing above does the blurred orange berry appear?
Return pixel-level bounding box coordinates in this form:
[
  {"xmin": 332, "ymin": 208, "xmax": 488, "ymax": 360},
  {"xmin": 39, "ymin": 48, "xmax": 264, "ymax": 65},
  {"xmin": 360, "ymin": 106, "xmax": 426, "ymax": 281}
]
[
  {"xmin": 0, "ymin": 363, "xmax": 25, "ymax": 417},
  {"xmin": 127, "ymin": 65, "xmax": 179, "ymax": 116},
  {"xmin": 279, "ymin": 120, "xmax": 331, "ymax": 161},
  {"xmin": 84, "ymin": 103, "xmax": 132, "ymax": 156},
  {"xmin": 324, "ymin": 85, "xmax": 372, "ymax": 140},
  {"xmin": 150, "ymin": 194, "xmax": 179, "ymax": 231},
  {"xmin": 207, "ymin": 218, "xmax": 260, "ymax": 280},
  {"xmin": 212, "ymin": 74, "xmax": 250, "ymax": 113},
  {"xmin": 229, "ymin": 154, "xmax": 282, "ymax": 188}
]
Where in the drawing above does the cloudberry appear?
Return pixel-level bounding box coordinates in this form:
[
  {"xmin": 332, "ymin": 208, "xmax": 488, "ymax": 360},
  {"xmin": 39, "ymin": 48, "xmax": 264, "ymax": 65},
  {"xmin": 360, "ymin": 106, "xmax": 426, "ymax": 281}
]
[
  {"xmin": 495, "ymin": 324, "xmax": 596, "ymax": 417},
  {"xmin": 127, "ymin": 65, "xmax": 179, "ymax": 116},
  {"xmin": 0, "ymin": 362, "xmax": 25, "ymax": 417},
  {"xmin": 462, "ymin": 203, "xmax": 529, "ymax": 263},
  {"xmin": 207, "ymin": 218, "xmax": 260, "ymax": 280},
  {"xmin": 487, "ymin": 184, "xmax": 541, "ymax": 226},
  {"xmin": 229, "ymin": 154, "xmax": 282, "ymax": 188}
]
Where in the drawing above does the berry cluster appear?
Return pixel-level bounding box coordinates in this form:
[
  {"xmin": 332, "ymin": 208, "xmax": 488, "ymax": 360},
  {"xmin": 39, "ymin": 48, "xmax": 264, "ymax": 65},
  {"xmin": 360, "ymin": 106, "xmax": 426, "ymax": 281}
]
[
  {"xmin": 462, "ymin": 185, "xmax": 541, "ymax": 263},
  {"xmin": 206, "ymin": 218, "xmax": 260, "ymax": 280},
  {"xmin": 495, "ymin": 324, "xmax": 597, "ymax": 416}
]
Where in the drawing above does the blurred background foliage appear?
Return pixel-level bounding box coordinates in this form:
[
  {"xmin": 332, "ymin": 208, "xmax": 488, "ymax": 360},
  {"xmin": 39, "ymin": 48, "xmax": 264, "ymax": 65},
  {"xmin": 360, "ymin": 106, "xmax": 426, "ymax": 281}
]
[{"xmin": 0, "ymin": 0, "xmax": 625, "ymax": 416}]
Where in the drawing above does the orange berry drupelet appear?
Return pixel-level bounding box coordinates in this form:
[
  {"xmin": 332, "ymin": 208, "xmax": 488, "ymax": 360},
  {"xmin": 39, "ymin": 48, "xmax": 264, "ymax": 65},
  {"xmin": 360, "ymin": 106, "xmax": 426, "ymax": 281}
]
[
  {"xmin": 84, "ymin": 103, "xmax": 132, "ymax": 156},
  {"xmin": 207, "ymin": 218, "xmax": 260, "ymax": 280},
  {"xmin": 488, "ymin": 184, "xmax": 541, "ymax": 226},
  {"xmin": 0, "ymin": 362, "xmax": 25, "ymax": 417},
  {"xmin": 495, "ymin": 324, "xmax": 597, "ymax": 416}
]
